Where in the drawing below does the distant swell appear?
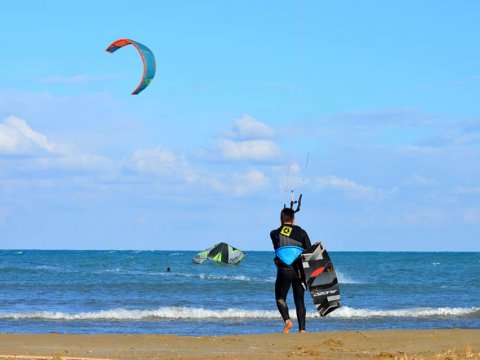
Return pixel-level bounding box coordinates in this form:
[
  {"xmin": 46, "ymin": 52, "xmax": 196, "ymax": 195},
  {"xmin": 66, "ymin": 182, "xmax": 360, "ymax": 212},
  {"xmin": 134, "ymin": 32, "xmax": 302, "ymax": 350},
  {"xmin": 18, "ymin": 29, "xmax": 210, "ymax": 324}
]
[{"xmin": 0, "ymin": 306, "xmax": 478, "ymax": 321}]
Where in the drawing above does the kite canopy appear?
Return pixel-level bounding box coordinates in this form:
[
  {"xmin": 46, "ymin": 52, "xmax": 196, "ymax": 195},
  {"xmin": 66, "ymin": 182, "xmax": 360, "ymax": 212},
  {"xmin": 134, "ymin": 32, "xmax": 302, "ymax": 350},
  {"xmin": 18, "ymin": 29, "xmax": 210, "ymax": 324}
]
[
  {"xmin": 193, "ymin": 243, "xmax": 246, "ymax": 265},
  {"xmin": 105, "ymin": 38, "xmax": 156, "ymax": 95}
]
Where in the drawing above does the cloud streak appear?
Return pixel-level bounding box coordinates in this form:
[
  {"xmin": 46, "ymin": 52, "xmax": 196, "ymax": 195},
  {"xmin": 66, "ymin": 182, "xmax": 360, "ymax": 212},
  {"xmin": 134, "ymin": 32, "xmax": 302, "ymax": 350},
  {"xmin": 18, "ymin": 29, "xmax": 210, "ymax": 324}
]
[
  {"xmin": 314, "ymin": 175, "xmax": 380, "ymax": 200},
  {"xmin": 0, "ymin": 116, "xmax": 112, "ymax": 172},
  {"xmin": 0, "ymin": 116, "xmax": 61, "ymax": 155},
  {"xmin": 229, "ymin": 115, "xmax": 275, "ymax": 139}
]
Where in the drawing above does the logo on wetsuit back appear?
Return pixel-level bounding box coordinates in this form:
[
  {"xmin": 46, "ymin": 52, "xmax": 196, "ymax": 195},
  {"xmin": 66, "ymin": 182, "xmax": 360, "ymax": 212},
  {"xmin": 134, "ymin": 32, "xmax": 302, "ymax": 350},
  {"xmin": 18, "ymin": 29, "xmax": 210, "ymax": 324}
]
[{"xmin": 280, "ymin": 226, "xmax": 292, "ymax": 237}]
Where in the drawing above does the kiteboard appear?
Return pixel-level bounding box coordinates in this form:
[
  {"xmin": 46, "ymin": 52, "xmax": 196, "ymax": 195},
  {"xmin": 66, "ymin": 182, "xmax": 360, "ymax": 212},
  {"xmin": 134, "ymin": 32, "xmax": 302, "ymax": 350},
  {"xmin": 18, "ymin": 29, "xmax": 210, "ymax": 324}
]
[{"xmin": 301, "ymin": 242, "xmax": 340, "ymax": 317}]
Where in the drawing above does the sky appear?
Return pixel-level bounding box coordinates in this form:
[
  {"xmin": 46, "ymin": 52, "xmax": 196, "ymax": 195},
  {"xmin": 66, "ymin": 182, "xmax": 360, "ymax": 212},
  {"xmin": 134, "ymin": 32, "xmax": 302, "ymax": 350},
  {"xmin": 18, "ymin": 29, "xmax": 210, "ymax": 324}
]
[{"xmin": 1, "ymin": 1, "xmax": 479, "ymax": 251}]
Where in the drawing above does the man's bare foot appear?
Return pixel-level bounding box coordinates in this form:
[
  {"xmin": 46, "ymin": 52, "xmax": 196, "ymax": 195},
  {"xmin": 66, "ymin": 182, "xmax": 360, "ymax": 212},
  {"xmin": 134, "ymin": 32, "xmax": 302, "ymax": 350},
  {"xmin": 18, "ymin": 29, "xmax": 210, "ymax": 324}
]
[
  {"xmin": 282, "ymin": 319, "xmax": 293, "ymax": 334},
  {"xmin": 300, "ymin": 330, "xmax": 306, "ymax": 333}
]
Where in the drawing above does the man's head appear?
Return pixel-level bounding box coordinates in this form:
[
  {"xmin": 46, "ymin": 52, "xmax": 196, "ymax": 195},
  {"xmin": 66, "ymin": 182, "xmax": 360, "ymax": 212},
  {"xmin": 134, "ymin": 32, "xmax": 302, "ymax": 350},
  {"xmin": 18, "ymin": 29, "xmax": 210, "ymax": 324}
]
[{"xmin": 280, "ymin": 208, "xmax": 295, "ymax": 224}]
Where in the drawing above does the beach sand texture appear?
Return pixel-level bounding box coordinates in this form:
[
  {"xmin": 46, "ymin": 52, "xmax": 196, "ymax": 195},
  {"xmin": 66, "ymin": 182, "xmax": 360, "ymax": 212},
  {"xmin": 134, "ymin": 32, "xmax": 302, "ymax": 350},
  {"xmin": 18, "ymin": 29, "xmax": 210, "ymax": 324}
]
[{"xmin": 0, "ymin": 329, "xmax": 479, "ymax": 359}]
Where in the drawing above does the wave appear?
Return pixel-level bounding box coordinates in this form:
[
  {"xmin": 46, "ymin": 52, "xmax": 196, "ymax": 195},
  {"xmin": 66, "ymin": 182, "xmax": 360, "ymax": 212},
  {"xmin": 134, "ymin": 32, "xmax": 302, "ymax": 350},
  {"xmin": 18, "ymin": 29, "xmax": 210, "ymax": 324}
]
[
  {"xmin": 95, "ymin": 268, "xmax": 259, "ymax": 282},
  {"xmin": 0, "ymin": 265, "xmax": 67, "ymax": 273},
  {"xmin": 167, "ymin": 272, "xmax": 260, "ymax": 282},
  {"xmin": 1, "ymin": 306, "xmax": 478, "ymax": 321},
  {"xmin": 331, "ymin": 306, "xmax": 480, "ymax": 319},
  {"xmin": 0, "ymin": 308, "xmax": 276, "ymax": 321},
  {"xmin": 336, "ymin": 270, "xmax": 363, "ymax": 284}
]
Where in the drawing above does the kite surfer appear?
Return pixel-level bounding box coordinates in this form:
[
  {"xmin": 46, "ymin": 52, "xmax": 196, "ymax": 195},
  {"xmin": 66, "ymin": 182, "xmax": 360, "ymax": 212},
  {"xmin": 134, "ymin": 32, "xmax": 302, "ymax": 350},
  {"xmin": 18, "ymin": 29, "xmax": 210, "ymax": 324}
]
[{"xmin": 270, "ymin": 206, "xmax": 311, "ymax": 334}]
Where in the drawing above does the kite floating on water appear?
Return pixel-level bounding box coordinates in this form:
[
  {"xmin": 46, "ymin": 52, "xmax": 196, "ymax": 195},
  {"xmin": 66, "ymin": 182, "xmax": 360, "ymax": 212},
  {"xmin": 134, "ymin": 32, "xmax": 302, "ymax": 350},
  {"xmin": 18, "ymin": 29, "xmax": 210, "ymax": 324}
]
[
  {"xmin": 193, "ymin": 243, "xmax": 246, "ymax": 265},
  {"xmin": 105, "ymin": 38, "xmax": 156, "ymax": 95}
]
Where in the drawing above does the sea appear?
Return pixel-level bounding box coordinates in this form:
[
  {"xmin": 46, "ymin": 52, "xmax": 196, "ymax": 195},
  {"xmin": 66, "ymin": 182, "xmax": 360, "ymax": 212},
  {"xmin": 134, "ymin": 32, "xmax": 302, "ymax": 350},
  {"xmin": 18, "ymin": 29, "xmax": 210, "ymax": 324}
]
[{"xmin": 0, "ymin": 250, "xmax": 479, "ymax": 335}]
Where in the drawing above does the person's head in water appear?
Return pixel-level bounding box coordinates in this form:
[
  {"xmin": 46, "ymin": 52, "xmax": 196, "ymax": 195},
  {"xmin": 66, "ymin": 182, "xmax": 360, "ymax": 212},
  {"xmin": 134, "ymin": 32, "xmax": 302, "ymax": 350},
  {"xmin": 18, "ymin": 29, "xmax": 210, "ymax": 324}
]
[{"xmin": 280, "ymin": 208, "xmax": 295, "ymax": 224}]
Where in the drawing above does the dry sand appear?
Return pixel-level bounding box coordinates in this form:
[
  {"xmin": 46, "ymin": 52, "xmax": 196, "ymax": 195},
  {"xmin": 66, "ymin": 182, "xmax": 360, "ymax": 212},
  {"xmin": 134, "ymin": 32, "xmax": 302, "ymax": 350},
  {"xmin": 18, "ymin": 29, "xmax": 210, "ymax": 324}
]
[{"xmin": 0, "ymin": 329, "xmax": 479, "ymax": 359}]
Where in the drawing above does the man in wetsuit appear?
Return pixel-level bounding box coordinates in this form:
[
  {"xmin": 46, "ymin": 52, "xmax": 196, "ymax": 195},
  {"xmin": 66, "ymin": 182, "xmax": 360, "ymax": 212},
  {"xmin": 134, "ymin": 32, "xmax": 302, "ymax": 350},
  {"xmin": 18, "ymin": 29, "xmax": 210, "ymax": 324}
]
[{"xmin": 270, "ymin": 207, "xmax": 312, "ymax": 334}]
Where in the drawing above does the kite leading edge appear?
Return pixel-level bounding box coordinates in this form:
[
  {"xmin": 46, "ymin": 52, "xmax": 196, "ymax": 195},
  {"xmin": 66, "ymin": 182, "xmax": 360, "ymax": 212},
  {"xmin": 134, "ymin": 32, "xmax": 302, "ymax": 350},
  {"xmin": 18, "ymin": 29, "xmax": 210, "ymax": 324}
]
[{"xmin": 106, "ymin": 38, "xmax": 156, "ymax": 95}]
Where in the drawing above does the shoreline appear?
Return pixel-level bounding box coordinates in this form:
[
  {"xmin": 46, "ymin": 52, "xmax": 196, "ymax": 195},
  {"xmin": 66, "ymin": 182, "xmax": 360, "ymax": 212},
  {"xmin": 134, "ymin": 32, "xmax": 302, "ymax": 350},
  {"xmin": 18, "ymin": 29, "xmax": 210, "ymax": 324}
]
[{"xmin": 0, "ymin": 329, "xmax": 479, "ymax": 359}]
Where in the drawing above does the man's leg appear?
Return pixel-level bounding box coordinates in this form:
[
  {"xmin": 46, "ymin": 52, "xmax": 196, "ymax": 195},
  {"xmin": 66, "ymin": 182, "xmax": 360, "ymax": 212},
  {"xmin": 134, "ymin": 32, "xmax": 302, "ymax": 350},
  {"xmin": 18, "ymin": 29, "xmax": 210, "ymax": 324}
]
[
  {"xmin": 292, "ymin": 279, "xmax": 306, "ymax": 332},
  {"xmin": 275, "ymin": 268, "xmax": 293, "ymax": 333}
]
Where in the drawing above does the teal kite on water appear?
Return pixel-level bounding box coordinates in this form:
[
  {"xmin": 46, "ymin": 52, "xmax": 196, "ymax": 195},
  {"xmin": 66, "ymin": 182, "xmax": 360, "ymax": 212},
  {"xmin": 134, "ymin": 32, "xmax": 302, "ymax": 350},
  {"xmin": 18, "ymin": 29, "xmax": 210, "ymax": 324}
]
[{"xmin": 193, "ymin": 243, "xmax": 246, "ymax": 265}]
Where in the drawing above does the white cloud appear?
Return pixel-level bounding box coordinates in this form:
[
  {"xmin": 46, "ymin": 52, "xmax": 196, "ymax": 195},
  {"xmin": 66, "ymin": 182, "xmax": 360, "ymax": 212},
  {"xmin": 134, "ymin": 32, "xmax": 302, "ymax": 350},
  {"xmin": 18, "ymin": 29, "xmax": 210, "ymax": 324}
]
[
  {"xmin": 232, "ymin": 170, "xmax": 269, "ymax": 196},
  {"xmin": 0, "ymin": 116, "xmax": 112, "ymax": 172},
  {"xmin": 217, "ymin": 139, "xmax": 280, "ymax": 161},
  {"xmin": 0, "ymin": 116, "xmax": 270, "ymax": 197},
  {"xmin": 314, "ymin": 175, "xmax": 378, "ymax": 199},
  {"xmin": 124, "ymin": 147, "xmax": 271, "ymax": 196},
  {"xmin": 278, "ymin": 162, "xmax": 306, "ymax": 191},
  {"xmin": 126, "ymin": 147, "xmax": 198, "ymax": 183},
  {"xmin": 229, "ymin": 115, "xmax": 274, "ymax": 139},
  {"xmin": 124, "ymin": 147, "xmax": 272, "ymax": 196},
  {"xmin": 199, "ymin": 115, "xmax": 280, "ymax": 162},
  {"xmin": 0, "ymin": 116, "xmax": 61, "ymax": 155},
  {"xmin": 210, "ymin": 169, "xmax": 269, "ymax": 196}
]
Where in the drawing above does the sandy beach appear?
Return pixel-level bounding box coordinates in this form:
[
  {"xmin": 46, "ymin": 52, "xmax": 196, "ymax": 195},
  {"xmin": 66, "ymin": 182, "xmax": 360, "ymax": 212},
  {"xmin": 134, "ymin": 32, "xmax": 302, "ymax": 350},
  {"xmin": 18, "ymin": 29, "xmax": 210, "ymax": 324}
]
[{"xmin": 0, "ymin": 329, "xmax": 479, "ymax": 360}]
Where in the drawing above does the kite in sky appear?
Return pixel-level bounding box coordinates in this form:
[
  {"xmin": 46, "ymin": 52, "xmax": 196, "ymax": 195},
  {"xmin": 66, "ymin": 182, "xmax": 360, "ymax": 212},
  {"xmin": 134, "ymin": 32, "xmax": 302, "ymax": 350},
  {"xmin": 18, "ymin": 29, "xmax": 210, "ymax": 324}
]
[{"xmin": 105, "ymin": 38, "xmax": 156, "ymax": 95}]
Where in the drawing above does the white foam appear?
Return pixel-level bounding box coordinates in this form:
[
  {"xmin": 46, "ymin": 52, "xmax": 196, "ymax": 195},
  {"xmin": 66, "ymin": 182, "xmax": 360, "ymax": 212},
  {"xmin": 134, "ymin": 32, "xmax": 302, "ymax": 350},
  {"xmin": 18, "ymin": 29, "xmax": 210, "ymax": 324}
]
[
  {"xmin": 0, "ymin": 306, "xmax": 478, "ymax": 321},
  {"xmin": 34, "ymin": 265, "xmax": 63, "ymax": 271},
  {"xmin": 0, "ymin": 307, "xmax": 277, "ymax": 320},
  {"xmin": 329, "ymin": 306, "xmax": 480, "ymax": 319},
  {"xmin": 336, "ymin": 270, "xmax": 363, "ymax": 284},
  {"xmin": 198, "ymin": 273, "xmax": 252, "ymax": 281},
  {"xmin": 92, "ymin": 269, "xmax": 259, "ymax": 282},
  {"xmin": 101, "ymin": 268, "xmax": 123, "ymax": 274},
  {"xmin": 164, "ymin": 272, "xmax": 261, "ymax": 282}
]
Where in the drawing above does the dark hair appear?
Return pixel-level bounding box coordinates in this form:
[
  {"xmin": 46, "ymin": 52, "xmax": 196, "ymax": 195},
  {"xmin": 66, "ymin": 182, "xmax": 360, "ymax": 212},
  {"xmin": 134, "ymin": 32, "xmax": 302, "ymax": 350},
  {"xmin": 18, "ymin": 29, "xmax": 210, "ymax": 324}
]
[{"xmin": 280, "ymin": 208, "xmax": 295, "ymax": 224}]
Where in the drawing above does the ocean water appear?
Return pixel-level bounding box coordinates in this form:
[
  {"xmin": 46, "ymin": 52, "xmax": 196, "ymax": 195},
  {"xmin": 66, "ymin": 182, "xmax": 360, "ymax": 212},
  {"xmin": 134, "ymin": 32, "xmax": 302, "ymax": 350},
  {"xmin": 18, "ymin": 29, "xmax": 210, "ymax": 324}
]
[{"xmin": 0, "ymin": 250, "xmax": 479, "ymax": 335}]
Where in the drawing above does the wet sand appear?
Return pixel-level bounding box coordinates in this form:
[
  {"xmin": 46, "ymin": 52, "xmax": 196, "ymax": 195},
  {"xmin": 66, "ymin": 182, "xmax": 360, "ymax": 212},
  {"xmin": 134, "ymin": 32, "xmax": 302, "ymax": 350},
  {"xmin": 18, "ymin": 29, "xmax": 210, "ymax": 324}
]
[{"xmin": 0, "ymin": 329, "xmax": 479, "ymax": 359}]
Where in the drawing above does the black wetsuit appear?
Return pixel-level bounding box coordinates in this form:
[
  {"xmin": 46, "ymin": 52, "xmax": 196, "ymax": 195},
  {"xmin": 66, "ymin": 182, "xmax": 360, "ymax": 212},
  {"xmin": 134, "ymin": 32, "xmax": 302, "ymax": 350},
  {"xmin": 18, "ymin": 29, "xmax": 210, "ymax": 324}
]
[{"xmin": 270, "ymin": 224, "xmax": 311, "ymax": 331}]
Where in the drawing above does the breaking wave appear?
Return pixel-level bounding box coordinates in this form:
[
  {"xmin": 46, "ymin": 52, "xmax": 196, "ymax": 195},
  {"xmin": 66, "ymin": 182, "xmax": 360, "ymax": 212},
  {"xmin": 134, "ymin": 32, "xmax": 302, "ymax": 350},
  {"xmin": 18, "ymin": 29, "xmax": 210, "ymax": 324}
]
[
  {"xmin": 1, "ymin": 306, "xmax": 478, "ymax": 321},
  {"xmin": 331, "ymin": 306, "xmax": 480, "ymax": 319},
  {"xmin": 336, "ymin": 270, "xmax": 362, "ymax": 284}
]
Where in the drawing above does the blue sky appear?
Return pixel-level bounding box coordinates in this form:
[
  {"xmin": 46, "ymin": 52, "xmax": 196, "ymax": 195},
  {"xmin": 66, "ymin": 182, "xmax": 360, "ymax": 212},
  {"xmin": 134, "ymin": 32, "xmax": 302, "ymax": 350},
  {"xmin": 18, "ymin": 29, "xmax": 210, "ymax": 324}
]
[{"xmin": 1, "ymin": 1, "xmax": 479, "ymax": 251}]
